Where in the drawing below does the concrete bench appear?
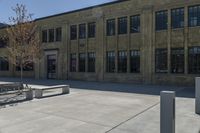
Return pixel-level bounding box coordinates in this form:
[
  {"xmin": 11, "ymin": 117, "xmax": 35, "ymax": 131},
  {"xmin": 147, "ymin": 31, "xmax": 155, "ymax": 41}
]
[
  {"xmin": 0, "ymin": 83, "xmax": 23, "ymax": 93},
  {"xmin": 34, "ymin": 85, "xmax": 70, "ymax": 98}
]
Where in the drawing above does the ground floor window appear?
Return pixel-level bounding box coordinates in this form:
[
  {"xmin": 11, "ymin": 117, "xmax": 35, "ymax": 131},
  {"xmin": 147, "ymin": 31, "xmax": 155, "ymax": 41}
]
[
  {"xmin": 0, "ymin": 57, "xmax": 9, "ymax": 71},
  {"xmin": 171, "ymin": 48, "xmax": 184, "ymax": 73},
  {"xmin": 70, "ymin": 53, "xmax": 76, "ymax": 72},
  {"xmin": 106, "ymin": 51, "xmax": 115, "ymax": 73},
  {"xmin": 155, "ymin": 48, "xmax": 168, "ymax": 73},
  {"xmin": 79, "ymin": 53, "xmax": 86, "ymax": 72},
  {"xmin": 188, "ymin": 47, "xmax": 200, "ymax": 74},
  {"xmin": 130, "ymin": 50, "xmax": 140, "ymax": 73},
  {"xmin": 88, "ymin": 52, "xmax": 95, "ymax": 72},
  {"xmin": 118, "ymin": 51, "xmax": 127, "ymax": 73}
]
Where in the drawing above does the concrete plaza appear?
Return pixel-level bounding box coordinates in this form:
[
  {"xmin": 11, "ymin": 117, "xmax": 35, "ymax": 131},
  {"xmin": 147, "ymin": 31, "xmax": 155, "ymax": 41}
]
[{"xmin": 0, "ymin": 78, "xmax": 199, "ymax": 133}]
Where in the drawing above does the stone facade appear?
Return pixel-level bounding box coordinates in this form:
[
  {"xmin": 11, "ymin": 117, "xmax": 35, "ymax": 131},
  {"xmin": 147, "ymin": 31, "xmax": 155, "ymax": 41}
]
[{"xmin": 1, "ymin": 0, "xmax": 200, "ymax": 86}]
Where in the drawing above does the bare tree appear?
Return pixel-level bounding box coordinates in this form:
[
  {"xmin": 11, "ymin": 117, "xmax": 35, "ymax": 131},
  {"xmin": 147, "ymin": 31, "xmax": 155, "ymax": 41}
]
[{"xmin": 5, "ymin": 4, "xmax": 41, "ymax": 83}]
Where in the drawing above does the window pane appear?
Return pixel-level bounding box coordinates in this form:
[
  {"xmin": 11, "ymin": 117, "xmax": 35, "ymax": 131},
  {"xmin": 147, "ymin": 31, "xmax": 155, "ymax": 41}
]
[
  {"xmin": 188, "ymin": 5, "xmax": 200, "ymax": 27},
  {"xmin": 79, "ymin": 24, "xmax": 86, "ymax": 39},
  {"xmin": 56, "ymin": 27, "xmax": 62, "ymax": 41},
  {"xmin": 106, "ymin": 51, "xmax": 115, "ymax": 72},
  {"xmin": 118, "ymin": 17, "xmax": 127, "ymax": 34},
  {"xmin": 107, "ymin": 19, "xmax": 115, "ymax": 36},
  {"xmin": 130, "ymin": 15, "xmax": 140, "ymax": 33},
  {"xmin": 188, "ymin": 47, "xmax": 200, "ymax": 74},
  {"xmin": 0, "ymin": 57, "xmax": 9, "ymax": 71},
  {"xmin": 70, "ymin": 53, "xmax": 76, "ymax": 72},
  {"xmin": 171, "ymin": 48, "xmax": 184, "ymax": 73},
  {"xmin": 155, "ymin": 49, "xmax": 168, "ymax": 73},
  {"xmin": 88, "ymin": 22, "xmax": 96, "ymax": 38},
  {"xmin": 156, "ymin": 10, "xmax": 168, "ymax": 31},
  {"xmin": 42, "ymin": 30, "xmax": 47, "ymax": 43},
  {"xmin": 70, "ymin": 25, "xmax": 77, "ymax": 40},
  {"xmin": 118, "ymin": 51, "xmax": 127, "ymax": 73},
  {"xmin": 130, "ymin": 50, "xmax": 140, "ymax": 73},
  {"xmin": 88, "ymin": 52, "xmax": 95, "ymax": 72},
  {"xmin": 171, "ymin": 8, "xmax": 184, "ymax": 29},
  {"xmin": 49, "ymin": 29, "xmax": 54, "ymax": 42},
  {"xmin": 79, "ymin": 53, "xmax": 86, "ymax": 72}
]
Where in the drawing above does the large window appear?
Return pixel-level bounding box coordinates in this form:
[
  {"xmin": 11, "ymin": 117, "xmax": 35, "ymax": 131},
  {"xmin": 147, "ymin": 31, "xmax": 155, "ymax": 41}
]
[
  {"xmin": 88, "ymin": 22, "xmax": 96, "ymax": 38},
  {"xmin": 88, "ymin": 52, "xmax": 95, "ymax": 72},
  {"xmin": 42, "ymin": 30, "xmax": 47, "ymax": 43},
  {"xmin": 130, "ymin": 15, "xmax": 140, "ymax": 33},
  {"xmin": 56, "ymin": 27, "xmax": 62, "ymax": 41},
  {"xmin": 16, "ymin": 62, "xmax": 34, "ymax": 71},
  {"xmin": 106, "ymin": 51, "xmax": 115, "ymax": 73},
  {"xmin": 79, "ymin": 53, "xmax": 86, "ymax": 72},
  {"xmin": 171, "ymin": 8, "xmax": 184, "ymax": 29},
  {"xmin": 118, "ymin": 51, "xmax": 127, "ymax": 73},
  {"xmin": 188, "ymin": 47, "xmax": 200, "ymax": 74},
  {"xmin": 107, "ymin": 19, "xmax": 115, "ymax": 36},
  {"xmin": 48, "ymin": 29, "xmax": 55, "ymax": 42},
  {"xmin": 188, "ymin": 5, "xmax": 200, "ymax": 27},
  {"xmin": 171, "ymin": 48, "xmax": 184, "ymax": 73},
  {"xmin": 0, "ymin": 57, "xmax": 9, "ymax": 71},
  {"xmin": 155, "ymin": 49, "xmax": 168, "ymax": 73},
  {"xmin": 118, "ymin": 17, "xmax": 127, "ymax": 34},
  {"xmin": 156, "ymin": 10, "xmax": 168, "ymax": 31},
  {"xmin": 79, "ymin": 24, "xmax": 86, "ymax": 39},
  {"xmin": 130, "ymin": 50, "xmax": 140, "ymax": 73},
  {"xmin": 70, "ymin": 53, "xmax": 76, "ymax": 72},
  {"xmin": 70, "ymin": 25, "xmax": 77, "ymax": 40}
]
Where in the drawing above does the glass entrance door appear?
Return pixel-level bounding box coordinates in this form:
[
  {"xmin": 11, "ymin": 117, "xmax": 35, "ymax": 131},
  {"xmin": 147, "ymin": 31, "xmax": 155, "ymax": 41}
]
[{"xmin": 47, "ymin": 55, "xmax": 56, "ymax": 79}]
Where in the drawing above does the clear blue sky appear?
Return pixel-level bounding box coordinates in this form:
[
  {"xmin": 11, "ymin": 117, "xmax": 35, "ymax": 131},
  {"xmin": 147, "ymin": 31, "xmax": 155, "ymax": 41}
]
[{"xmin": 0, "ymin": 0, "xmax": 115, "ymax": 23}]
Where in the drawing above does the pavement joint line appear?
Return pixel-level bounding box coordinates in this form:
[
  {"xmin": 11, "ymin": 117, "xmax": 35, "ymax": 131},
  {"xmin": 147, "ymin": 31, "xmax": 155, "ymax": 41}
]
[{"xmin": 105, "ymin": 101, "xmax": 160, "ymax": 133}]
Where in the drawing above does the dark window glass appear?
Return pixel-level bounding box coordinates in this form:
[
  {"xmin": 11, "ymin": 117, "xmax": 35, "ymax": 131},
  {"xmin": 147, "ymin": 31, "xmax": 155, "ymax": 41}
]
[
  {"xmin": 171, "ymin": 8, "xmax": 184, "ymax": 29},
  {"xmin": 56, "ymin": 27, "xmax": 62, "ymax": 41},
  {"xmin": 49, "ymin": 29, "xmax": 55, "ymax": 42},
  {"xmin": 188, "ymin": 5, "xmax": 200, "ymax": 27},
  {"xmin": 155, "ymin": 49, "xmax": 168, "ymax": 73},
  {"xmin": 188, "ymin": 47, "xmax": 200, "ymax": 74},
  {"xmin": 0, "ymin": 38, "xmax": 8, "ymax": 48},
  {"xmin": 107, "ymin": 19, "xmax": 115, "ymax": 36},
  {"xmin": 130, "ymin": 50, "xmax": 140, "ymax": 73},
  {"xmin": 156, "ymin": 10, "xmax": 168, "ymax": 31},
  {"xmin": 79, "ymin": 53, "xmax": 86, "ymax": 72},
  {"xmin": 70, "ymin": 25, "xmax": 77, "ymax": 40},
  {"xmin": 70, "ymin": 53, "xmax": 76, "ymax": 72},
  {"xmin": 118, "ymin": 51, "xmax": 127, "ymax": 73},
  {"xmin": 171, "ymin": 48, "xmax": 184, "ymax": 73},
  {"xmin": 118, "ymin": 17, "xmax": 127, "ymax": 34},
  {"xmin": 130, "ymin": 15, "xmax": 140, "ymax": 33},
  {"xmin": 106, "ymin": 51, "xmax": 115, "ymax": 73},
  {"xmin": 79, "ymin": 24, "xmax": 86, "ymax": 39},
  {"xmin": 88, "ymin": 52, "xmax": 95, "ymax": 72},
  {"xmin": 42, "ymin": 30, "xmax": 47, "ymax": 43},
  {"xmin": 0, "ymin": 57, "xmax": 9, "ymax": 71},
  {"xmin": 16, "ymin": 62, "xmax": 34, "ymax": 71},
  {"xmin": 88, "ymin": 22, "xmax": 96, "ymax": 38}
]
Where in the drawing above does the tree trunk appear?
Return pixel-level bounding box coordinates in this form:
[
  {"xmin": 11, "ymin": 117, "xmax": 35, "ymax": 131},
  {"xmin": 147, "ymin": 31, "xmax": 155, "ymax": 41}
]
[{"xmin": 20, "ymin": 63, "xmax": 23, "ymax": 84}]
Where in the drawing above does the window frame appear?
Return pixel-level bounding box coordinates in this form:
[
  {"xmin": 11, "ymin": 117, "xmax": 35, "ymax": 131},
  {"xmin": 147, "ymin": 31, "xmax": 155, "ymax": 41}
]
[
  {"xmin": 106, "ymin": 51, "xmax": 115, "ymax": 73},
  {"xmin": 79, "ymin": 24, "xmax": 86, "ymax": 39},
  {"xmin": 48, "ymin": 29, "xmax": 55, "ymax": 42},
  {"xmin": 188, "ymin": 5, "xmax": 200, "ymax": 27},
  {"xmin": 130, "ymin": 50, "xmax": 140, "ymax": 73},
  {"xmin": 79, "ymin": 53, "xmax": 86, "ymax": 72},
  {"xmin": 88, "ymin": 52, "xmax": 96, "ymax": 72},
  {"xmin": 118, "ymin": 17, "xmax": 127, "ymax": 35},
  {"xmin": 155, "ymin": 48, "xmax": 168, "ymax": 73},
  {"xmin": 118, "ymin": 51, "xmax": 127, "ymax": 73},
  {"xmin": 55, "ymin": 27, "xmax": 62, "ymax": 42},
  {"xmin": 171, "ymin": 48, "xmax": 185, "ymax": 74},
  {"xmin": 88, "ymin": 22, "xmax": 96, "ymax": 38},
  {"xmin": 155, "ymin": 10, "xmax": 168, "ymax": 31},
  {"xmin": 171, "ymin": 7, "xmax": 185, "ymax": 29},
  {"xmin": 107, "ymin": 19, "xmax": 115, "ymax": 36},
  {"xmin": 70, "ymin": 53, "xmax": 77, "ymax": 72},
  {"xmin": 130, "ymin": 15, "xmax": 140, "ymax": 33}
]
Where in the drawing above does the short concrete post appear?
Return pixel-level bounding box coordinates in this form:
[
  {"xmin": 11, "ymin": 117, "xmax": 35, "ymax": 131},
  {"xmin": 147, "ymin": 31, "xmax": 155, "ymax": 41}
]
[
  {"xmin": 160, "ymin": 91, "xmax": 176, "ymax": 133},
  {"xmin": 62, "ymin": 86, "xmax": 70, "ymax": 94},
  {"xmin": 195, "ymin": 77, "xmax": 200, "ymax": 115},
  {"xmin": 35, "ymin": 89, "xmax": 43, "ymax": 98}
]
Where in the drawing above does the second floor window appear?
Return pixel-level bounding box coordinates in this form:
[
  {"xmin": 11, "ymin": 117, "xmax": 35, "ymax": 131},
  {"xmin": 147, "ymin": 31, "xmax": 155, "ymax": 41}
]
[
  {"xmin": 188, "ymin": 5, "xmax": 200, "ymax": 27},
  {"xmin": 156, "ymin": 10, "xmax": 168, "ymax": 31},
  {"xmin": 88, "ymin": 52, "xmax": 95, "ymax": 72},
  {"xmin": 171, "ymin": 8, "xmax": 184, "ymax": 29},
  {"xmin": 107, "ymin": 19, "xmax": 115, "ymax": 36},
  {"xmin": 118, "ymin": 51, "xmax": 127, "ymax": 73},
  {"xmin": 70, "ymin": 53, "xmax": 76, "ymax": 72},
  {"xmin": 118, "ymin": 17, "xmax": 127, "ymax": 34},
  {"xmin": 79, "ymin": 53, "xmax": 86, "ymax": 72},
  {"xmin": 56, "ymin": 27, "xmax": 62, "ymax": 41},
  {"xmin": 171, "ymin": 48, "xmax": 184, "ymax": 73},
  {"xmin": 106, "ymin": 51, "xmax": 115, "ymax": 73},
  {"xmin": 155, "ymin": 49, "xmax": 168, "ymax": 73},
  {"xmin": 49, "ymin": 29, "xmax": 55, "ymax": 42},
  {"xmin": 42, "ymin": 30, "xmax": 47, "ymax": 43},
  {"xmin": 0, "ymin": 57, "xmax": 9, "ymax": 71},
  {"xmin": 88, "ymin": 22, "xmax": 96, "ymax": 38},
  {"xmin": 79, "ymin": 24, "xmax": 86, "ymax": 39},
  {"xmin": 130, "ymin": 15, "xmax": 140, "ymax": 33},
  {"xmin": 70, "ymin": 25, "xmax": 77, "ymax": 40}
]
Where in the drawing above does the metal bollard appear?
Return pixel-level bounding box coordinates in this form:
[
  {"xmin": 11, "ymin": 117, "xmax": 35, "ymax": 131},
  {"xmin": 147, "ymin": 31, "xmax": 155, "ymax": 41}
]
[
  {"xmin": 195, "ymin": 77, "xmax": 200, "ymax": 115},
  {"xmin": 160, "ymin": 91, "xmax": 176, "ymax": 133}
]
